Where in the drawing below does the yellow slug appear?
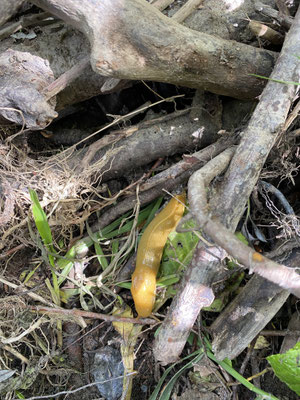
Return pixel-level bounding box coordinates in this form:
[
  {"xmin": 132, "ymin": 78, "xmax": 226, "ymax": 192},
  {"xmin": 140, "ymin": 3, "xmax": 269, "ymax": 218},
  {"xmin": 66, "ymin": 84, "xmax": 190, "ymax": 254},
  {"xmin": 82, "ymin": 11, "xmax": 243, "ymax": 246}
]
[{"xmin": 131, "ymin": 194, "xmax": 186, "ymax": 318}]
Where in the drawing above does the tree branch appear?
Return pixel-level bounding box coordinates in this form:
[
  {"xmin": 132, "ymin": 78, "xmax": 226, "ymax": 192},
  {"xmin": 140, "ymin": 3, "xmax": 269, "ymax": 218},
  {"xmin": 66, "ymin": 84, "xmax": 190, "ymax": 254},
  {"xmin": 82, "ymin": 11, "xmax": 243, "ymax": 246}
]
[{"xmin": 32, "ymin": 0, "xmax": 276, "ymax": 99}]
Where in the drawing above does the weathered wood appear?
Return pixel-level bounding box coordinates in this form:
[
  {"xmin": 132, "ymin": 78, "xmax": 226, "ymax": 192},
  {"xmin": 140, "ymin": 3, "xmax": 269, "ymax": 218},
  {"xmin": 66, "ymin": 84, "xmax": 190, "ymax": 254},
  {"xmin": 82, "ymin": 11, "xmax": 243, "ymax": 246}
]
[
  {"xmin": 0, "ymin": 49, "xmax": 57, "ymax": 128},
  {"xmin": 153, "ymin": 4, "xmax": 300, "ymax": 363},
  {"xmin": 32, "ymin": 0, "xmax": 276, "ymax": 99},
  {"xmin": 211, "ymin": 249, "xmax": 300, "ymax": 360},
  {"xmin": 0, "ymin": 0, "xmax": 24, "ymax": 27},
  {"xmin": 67, "ymin": 110, "xmax": 219, "ymax": 179}
]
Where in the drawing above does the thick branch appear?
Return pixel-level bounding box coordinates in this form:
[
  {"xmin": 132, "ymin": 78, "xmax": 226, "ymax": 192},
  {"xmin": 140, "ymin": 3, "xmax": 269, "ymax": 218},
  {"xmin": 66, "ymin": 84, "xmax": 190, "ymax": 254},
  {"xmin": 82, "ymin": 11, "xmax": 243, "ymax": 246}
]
[
  {"xmin": 153, "ymin": 4, "xmax": 300, "ymax": 363},
  {"xmin": 153, "ymin": 148, "xmax": 235, "ymax": 364},
  {"xmin": 32, "ymin": 0, "xmax": 276, "ymax": 99},
  {"xmin": 209, "ymin": 3, "xmax": 300, "ymax": 361},
  {"xmin": 67, "ymin": 110, "xmax": 219, "ymax": 180}
]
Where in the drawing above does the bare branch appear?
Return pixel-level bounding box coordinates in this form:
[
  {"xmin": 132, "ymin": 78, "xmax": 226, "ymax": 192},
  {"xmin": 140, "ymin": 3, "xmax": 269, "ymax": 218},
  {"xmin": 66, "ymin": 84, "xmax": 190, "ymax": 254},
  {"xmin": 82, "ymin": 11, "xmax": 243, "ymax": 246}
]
[{"xmin": 32, "ymin": 0, "xmax": 276, "ymax": 99}]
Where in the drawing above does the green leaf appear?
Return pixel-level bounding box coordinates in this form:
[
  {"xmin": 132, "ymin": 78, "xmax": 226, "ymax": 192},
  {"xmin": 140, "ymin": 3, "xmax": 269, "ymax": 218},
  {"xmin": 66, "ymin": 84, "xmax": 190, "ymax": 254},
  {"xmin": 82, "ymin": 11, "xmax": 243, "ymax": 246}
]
[
  {"xmin": 86, "ymin": 222, "xmax": 109, "ymax": 270},
  {"xmin": 267, "ymin": 342, "xmax": 300, "ymax": 396},
  {"xmin": 57, "ymin": 246, "xmax": 77, "ymax": 285},
  {"xmin": 29, "ymin": 189, "xmax": 54, "ymax": 251},
  {"xmin": 160, "ymin": 219, "xmax": 199, "ymax": 277},
  {"xmin": 157, "ymin": 274, "xmax": 180, "ymax": 287},
  {"xmin": 115, "ymin": 282, "xmax": 131, "ymax": 289},
  {"xmin": 94, "ymin": 241, "xmax": 109, "ymax": 270},
  {"xmin": 45, "ymin": 278, "xmax": 60, "ymax": 305},
  {"xmin": 29, "ymin": 189, "xmax": 61, "ymax": 307},
  {"xmin": 158, "ymin": 353, "xmax": 203, "ymax": 400}
]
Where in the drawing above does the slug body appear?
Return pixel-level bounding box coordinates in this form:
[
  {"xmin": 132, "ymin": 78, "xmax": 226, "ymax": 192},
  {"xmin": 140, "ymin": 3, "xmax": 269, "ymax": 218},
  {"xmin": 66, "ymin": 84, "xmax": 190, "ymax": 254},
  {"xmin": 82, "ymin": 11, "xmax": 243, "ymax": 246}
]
[{"xmin": 131, "ymin": 194, "xmax": 185, "ymax": 317}]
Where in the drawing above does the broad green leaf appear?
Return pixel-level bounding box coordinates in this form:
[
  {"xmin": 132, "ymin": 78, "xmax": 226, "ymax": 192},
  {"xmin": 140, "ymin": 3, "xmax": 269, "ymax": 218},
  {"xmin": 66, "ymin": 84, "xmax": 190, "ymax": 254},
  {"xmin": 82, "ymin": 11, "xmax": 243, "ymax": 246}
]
[
  {"xmin": 160, "ymin": 219, "xmax": 199, "ymax": 277},
  {"xmin": 267, "ymin": 342, "xmax": 300, "ymax": 396}
]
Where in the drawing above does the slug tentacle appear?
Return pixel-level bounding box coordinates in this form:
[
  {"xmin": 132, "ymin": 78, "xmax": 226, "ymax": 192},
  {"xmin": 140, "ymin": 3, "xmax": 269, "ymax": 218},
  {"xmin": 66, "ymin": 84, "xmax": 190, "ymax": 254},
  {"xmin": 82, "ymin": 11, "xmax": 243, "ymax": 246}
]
[{"xmin": 131, "ymin": 194, "xmax": 186, "ymax": 317}]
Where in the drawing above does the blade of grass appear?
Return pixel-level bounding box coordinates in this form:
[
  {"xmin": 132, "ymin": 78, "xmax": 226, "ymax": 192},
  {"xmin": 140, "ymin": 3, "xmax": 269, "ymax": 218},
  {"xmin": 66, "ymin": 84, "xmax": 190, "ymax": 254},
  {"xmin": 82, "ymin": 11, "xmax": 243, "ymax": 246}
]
[
  {"xmin": 111, "ymin": 239, "xmax": 119, "ymax": 263},
  {"xmin": 86, "ymin": 222, "xmax": 109, "ymax": 270},
  {"xmin": 29, "ymin": 189, "xmax": 62, "ymax": 345},
  {"xmin": 141, "ymin": 197, "xmax": 163, "ymax": 233},
  {"xmin": 29, "ymin": 189, "xmax": 56, "ymax": 265},
  {"xmin": 249, "ymin": 73, "xmax": 300, "ymax": 85},
  {"xmin": 149, "ymin": 350, "xmax": 203, "ymax": 400},
  {"xmin": 204, "ymin": 338, "xmax": 280, "ymax": 400},
  {"xmin": 158, "ymin": 352, "xmax": 204, "ymax": 400}
]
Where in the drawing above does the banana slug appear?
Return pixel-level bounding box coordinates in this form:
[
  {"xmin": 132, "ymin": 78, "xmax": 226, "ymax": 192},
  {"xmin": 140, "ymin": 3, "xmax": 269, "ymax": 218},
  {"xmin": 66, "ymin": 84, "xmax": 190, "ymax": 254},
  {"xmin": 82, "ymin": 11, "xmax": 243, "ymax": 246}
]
[{"xmin": 131, "ymin": 194, "xmax": 186, "ymax": 318}]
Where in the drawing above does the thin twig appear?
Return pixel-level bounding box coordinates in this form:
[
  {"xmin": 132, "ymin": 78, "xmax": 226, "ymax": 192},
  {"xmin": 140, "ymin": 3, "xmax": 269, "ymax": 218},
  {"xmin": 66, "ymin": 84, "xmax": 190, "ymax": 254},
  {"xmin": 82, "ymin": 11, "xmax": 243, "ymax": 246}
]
[
  {"xmin": 29, "ymin": 305, "xmax": 157, "ymax": 325},
  {"xmin": 172, "ymin": 0, "xmax": 204, "ymax": 23},
  {"xmin": 11, "ymin": 372, "xmax": 137, "ymax": 400}
]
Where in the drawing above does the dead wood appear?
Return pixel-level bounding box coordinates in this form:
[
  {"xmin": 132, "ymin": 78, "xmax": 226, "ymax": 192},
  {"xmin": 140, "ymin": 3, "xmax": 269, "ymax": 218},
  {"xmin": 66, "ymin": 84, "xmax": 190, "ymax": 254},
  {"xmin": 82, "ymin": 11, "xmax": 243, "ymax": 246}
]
[
  {"xmin": 153, "ymin": 147, "xmax": 300, "ymax": 363},
  {"xmin": 211, "ymin": 248, "xmax": 300, "ymax": 361},
  {"xmin": 0, "ymin": 0, "xmax": 25, "ymax": 27},
  {"xmin": 171, "ymin": 0, "xmax": 204, "ymax": 23},
  {"xmin": 151, "ymin": 0, "xmax": 175, "ymax": 11},
  {"xmin": 31, "ymin": 0, "xmax": 276, "ymax": 99},
  {"xmin": 0, "ymin": 0, "xmax": 278, "ymax": 128},
  {"xmin": 153, "ymin": 4, "xmax": 300, "ymax": 364},
  {"xmin": 255, "ymin": 1, "xmax": 294, "ymax": 29},
  {"xmin": 248, "ymin": 20, "xmax": 284, "ymax": 46},
  {"xmin": 0, "ymin": 24, "xmax": 126, "ymax": 115},
  {"xmin": 0, "ymin": 49, "xmax": 57, "ymax": 128},
  {"xmin": 66, "ymin": 109, "xmax": 219, "ymax": 180},
  {"xmin": 89, "ymin": 135, "xmax": 236, "ymax": 234},
  {"xmin": 0, "ymin": 107, "xmax": 220, "ymax": 240}
]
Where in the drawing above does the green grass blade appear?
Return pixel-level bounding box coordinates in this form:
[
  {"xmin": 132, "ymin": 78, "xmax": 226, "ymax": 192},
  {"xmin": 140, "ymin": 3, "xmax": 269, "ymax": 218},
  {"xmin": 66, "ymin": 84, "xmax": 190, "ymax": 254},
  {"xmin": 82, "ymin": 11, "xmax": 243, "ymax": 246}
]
[
  {"xmin": 86, "ymin": 222, "xmax": 109, "ymax": 270},
  {"xmin": 45, "ymin": 278, "xmax": 60, "ymax": 305},
  {"xmin": 149, "ymin": 350, "xmax": 203, "ymax": 400},
  {"xmin": 141, "ymin": 197, "xmax": 163, "ymax": 233},
  {"xmin": 249, "ymin": 73, "xmax": 300, "ymax": 86},
  {"xmin": 29, "ymin": 189, "xmax": 54, "ymax": 251},
  {"xmin": 159, "ymin": 353, "xmax": 204, "ymax": 400},
  {"xmin": 206, "ymin": 350, "xmax": 279, "ymax": 400}
]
